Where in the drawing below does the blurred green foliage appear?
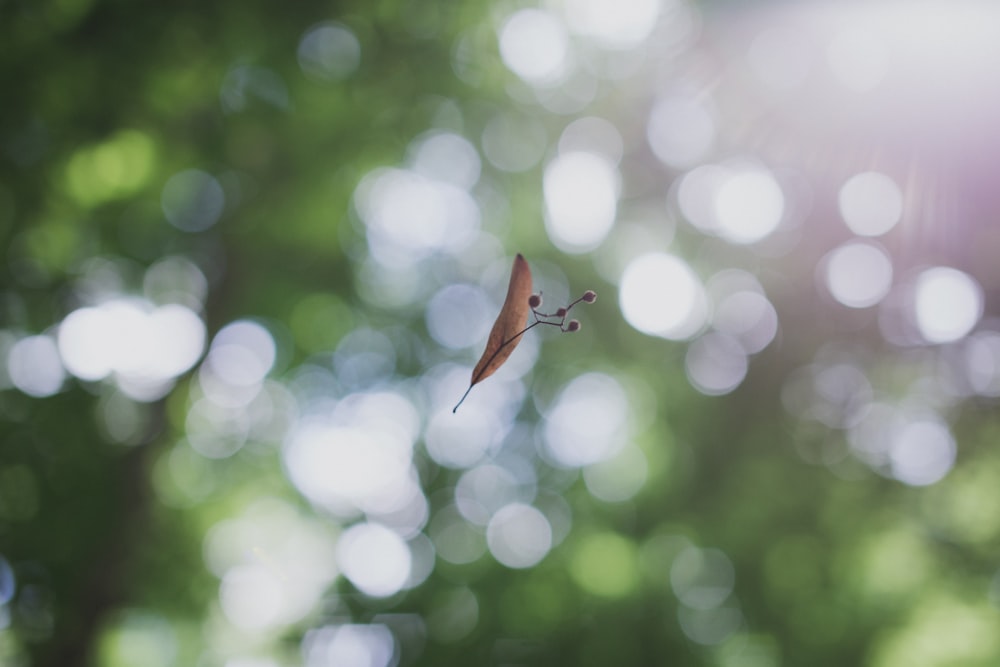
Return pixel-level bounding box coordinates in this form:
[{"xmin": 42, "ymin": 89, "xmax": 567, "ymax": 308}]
[{"xmin": 2, "ymin": 1, "xmax": 1000, "ymax": 666}]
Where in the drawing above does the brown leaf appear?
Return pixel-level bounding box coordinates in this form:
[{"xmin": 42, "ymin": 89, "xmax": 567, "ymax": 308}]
[{"xmin": 454, "ymin": 253, "xmax": 532, "ymax": 412}]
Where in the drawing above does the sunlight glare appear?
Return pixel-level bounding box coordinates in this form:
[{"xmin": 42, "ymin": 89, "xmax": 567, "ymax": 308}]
[
  {"xmin": 827, "ymin": 24, "xmax": 890, "ymax": 93},
  {"xmin": 747, "ymin": 26, "xmax": 812, "ymax": 91},
  {"xmin": 583, "ymin": 444, "xmax": 648, "ymax": 502}
]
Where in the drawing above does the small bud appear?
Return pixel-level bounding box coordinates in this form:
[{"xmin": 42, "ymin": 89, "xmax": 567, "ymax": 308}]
[
  {"xmin": 528, "ymin": 294, "xmax": 542, "ymax": 308},
  {"xmin": 582, "ymin": 290, "xmax": 597, "ymax": 303},
  {"xmin": 566, "ymin": 319, "xmax": 580, "ymax": 332},
  {"xmin": 555, "ymin": 307, "xmax": 567, "ymax": 317}
]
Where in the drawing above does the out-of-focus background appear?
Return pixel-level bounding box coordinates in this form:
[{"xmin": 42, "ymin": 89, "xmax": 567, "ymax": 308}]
[{"xmin": 3, "ymin": 0, "xmax": 1000, "ymax": 665}]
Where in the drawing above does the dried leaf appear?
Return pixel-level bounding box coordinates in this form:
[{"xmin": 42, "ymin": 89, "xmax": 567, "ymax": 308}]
[{"xmin": 454, "ymin": 253, "xmax": 532, "ymax": 412}]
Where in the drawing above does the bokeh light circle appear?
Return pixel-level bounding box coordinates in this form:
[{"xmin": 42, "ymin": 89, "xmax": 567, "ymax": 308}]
[
  {"xmin": 647, "ymin": 95, "xmax": 714, "ymax": 169},
  {"xmin": 208, "ymin": 319, "xmax": 276, "ymax": 387},
  {"xmin": 712, "ymin": 290, "xmax": 778, "ymax": 354},
  {"xmin": 563, "ymin": 0, "xmax": 660, "ymax": 49},
  {"xmin": 685, "ymin": 332, "xmax": 748, "ymax": 396},
  {"xmin": 297, "ymin": 23, "xmax": 361, "ymax": 82},
  {"xmin": 498, "ymin": 9, "xmax": 570, "ymax": 86},
  {"xmin": 425, "ymin": 284, "xmax": 492, "ymax": 350},
  {"xmin": 838, "ymin": 171, "xmax": 902, "ymax": 236},
  {"xmin": 486, "ymin": 503, "xmax": 552, "ymax": 569},
  {"xmin": 965, "ymin": 331, "xmax": 1000, "ymax": 396},
  {"xmin": 889, "ymin": 419, "xmax": 956, "ymax": 486},
  {"xmin": 455, "ymin": 465, "xmax": 525, "ymax": 526},
  {"xmin": 219, "ymin": 565, "xmax": 284, "ymax": 630},
  {"xmin": 302, "ymin": 624, "xmax": 396, "ymax": 667},
  {"xmin": 544, "ymin": 373, "xmax": 629, "ymax": 467},
  {"xmin": 336, "ymin": 522, "xmax": 411, "ymax": 598},
  {"xmin": 713, "ymin": 166, "xmax": 785, "ymax": 244},
  {"xmin": 425, "ymin": 407, "xmax": 499, "ymax": 469},
  {"xmin": 411, "ymin": 131, "xmax": 481, "ymax": 190},
  {"xmin": 161, "ymin": 169, "xmax": 225, "ymax": 232},
  {"xmin": 913, "ymin": 267, "xmax": 982, "ymax": 344},
  {"xmin": 543, "ymin": 151, "xmax": 618, "ymax": 253},
  {"xmin": 620, "ymin": 253, "xmax": 707, "ymax": 340},
  {"xmin": 670, "ymin": 547, "xmax": 736, "ymax": 609},
  {"xmin": 481, "ymin": 113, "xmax": 548, "ymax": 172},
  {"xmin": 823, "ymin": 241, "xmax": 893, "ymax": 308},
  {"xmin": 8, "ymin": 335, "xmax": 65, "ymax": 397}
]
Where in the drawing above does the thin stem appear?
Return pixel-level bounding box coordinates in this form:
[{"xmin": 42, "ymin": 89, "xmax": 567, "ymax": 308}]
[
  {"xmin": 453, "ymin": 293, "xmax": 593, "ymax": 412},
  {"xmin": 452, "ymin": 384, "xmax": 474, "ymax": 413},
  {"xmin": 472, "ymin": 320, "xmax": 541, "ymax": 385},
  {"xmin": 454, "ymin": 320, "xmax": 544, "ymax": 413},
  {"xmin": 534, "ymin": 294, "xmax": 586, "ymax": 319}
]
